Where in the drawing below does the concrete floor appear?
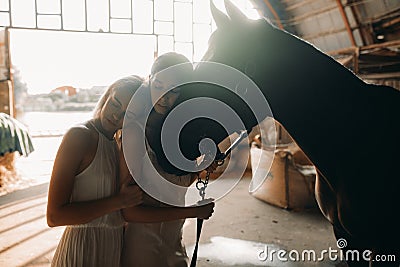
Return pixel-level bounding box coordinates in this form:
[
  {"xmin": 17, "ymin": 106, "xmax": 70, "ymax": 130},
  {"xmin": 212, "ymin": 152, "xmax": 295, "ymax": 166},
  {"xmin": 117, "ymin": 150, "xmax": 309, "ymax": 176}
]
[
  {"xmin": 0, "ymin": 175, "xmax": 346, "ymax": 267},
  {"xmin": 0, "ymin": 136, "xmax": 346, "ymax": 266},
  {"xmin": 184, "ymin": 175, "xmax": 345, "ymax": 267}
]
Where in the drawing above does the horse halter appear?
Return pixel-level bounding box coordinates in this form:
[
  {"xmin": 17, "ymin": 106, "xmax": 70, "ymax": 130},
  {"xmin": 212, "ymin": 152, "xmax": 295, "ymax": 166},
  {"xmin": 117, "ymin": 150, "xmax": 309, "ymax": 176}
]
[{"xmin": 195, "ymin": 129, "xmax": 248, "ymax": 200}]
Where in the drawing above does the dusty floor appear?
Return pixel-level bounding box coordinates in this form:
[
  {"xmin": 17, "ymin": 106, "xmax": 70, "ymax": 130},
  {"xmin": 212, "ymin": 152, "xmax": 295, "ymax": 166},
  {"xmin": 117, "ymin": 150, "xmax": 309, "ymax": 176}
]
[
  {"xmin": 0, "ymin": 136, "xmax": 346, "ymax": 266},
  {"xmin": 184, "ymin": 175, "xmax": 345, "ymax": 267},
  {"xmin": 0, "ymin": 175, "xmax": 345, "ymax": 267}
]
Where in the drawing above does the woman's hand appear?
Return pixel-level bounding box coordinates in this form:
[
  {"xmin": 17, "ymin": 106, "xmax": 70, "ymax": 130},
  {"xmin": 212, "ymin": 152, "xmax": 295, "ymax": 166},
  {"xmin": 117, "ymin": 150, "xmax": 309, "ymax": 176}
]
[
  {"xmin": 205, "ymin": 161, "xmax": 219, "ymax": 173},
  {"xmin": 119, "ymin": 179, "xmax": 143, "ymax": 208},
  {"xmin": 195, "ymin": 199, "xmax": 215, "ymax": 220}
]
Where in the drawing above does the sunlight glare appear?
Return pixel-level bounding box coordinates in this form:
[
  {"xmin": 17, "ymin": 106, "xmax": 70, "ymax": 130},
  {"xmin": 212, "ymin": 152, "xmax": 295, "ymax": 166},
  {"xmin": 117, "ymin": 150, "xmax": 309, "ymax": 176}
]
[
  {"xmin": 8, "ymin": 0, "xmax": 259, "ymax": 94},
  {"xmin": 10, "ymin": 30, "xmax": 154, "ymax": 94}
]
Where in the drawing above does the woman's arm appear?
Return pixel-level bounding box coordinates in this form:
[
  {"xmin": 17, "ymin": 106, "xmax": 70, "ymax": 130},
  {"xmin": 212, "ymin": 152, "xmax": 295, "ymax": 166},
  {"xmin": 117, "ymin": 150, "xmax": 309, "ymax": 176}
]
[
  {"xmin": 121, "ymin": 201, "xmax": 214, "ymax": 223},
  {"xmin": 119, "ymin": 121, "xmax": 216, "ymax": 223},
  {"xmin": 119, "ymin": 122, "xmax": 146, "ymax": 185},
  {"xmin": 46, "ymin": 127, "xmax": 142, "ymax": 227}
]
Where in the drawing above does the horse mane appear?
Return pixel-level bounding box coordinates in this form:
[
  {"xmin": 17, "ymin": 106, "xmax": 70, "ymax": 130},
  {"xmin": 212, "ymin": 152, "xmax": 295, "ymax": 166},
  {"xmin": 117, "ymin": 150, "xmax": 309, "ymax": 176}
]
[{"xmin": 204, "ymin": 3, "xmax": 365, "ymax": 94}]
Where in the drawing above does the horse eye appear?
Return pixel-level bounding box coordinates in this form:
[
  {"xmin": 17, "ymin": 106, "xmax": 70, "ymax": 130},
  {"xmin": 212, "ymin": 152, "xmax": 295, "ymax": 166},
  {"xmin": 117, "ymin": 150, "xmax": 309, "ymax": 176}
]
[{"xmin": 244, "ymin": 61, "xmax": 256, "ymax": 78}]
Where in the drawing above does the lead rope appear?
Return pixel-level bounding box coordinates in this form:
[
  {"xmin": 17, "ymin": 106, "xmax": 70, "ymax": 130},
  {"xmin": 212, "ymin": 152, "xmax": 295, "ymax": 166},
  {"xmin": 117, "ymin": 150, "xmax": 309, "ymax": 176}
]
[
  {"xmin": 190, "ymin": 170, "xmax": 211, "ymax": 267},
  {"xmin": 190, "ymin": 130, "xmax": 248, "ymax": 266}
]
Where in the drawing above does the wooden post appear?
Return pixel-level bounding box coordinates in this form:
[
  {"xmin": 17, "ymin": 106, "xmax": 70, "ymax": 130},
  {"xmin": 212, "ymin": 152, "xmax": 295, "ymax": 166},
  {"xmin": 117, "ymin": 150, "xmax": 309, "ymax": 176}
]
[
  {"xmin": 0, "ymin": 28, "xmax": 14, "ymax": 117},
  {"xmin": 335, "ymin": 0, "xmax": 357, "ymax": 47}
]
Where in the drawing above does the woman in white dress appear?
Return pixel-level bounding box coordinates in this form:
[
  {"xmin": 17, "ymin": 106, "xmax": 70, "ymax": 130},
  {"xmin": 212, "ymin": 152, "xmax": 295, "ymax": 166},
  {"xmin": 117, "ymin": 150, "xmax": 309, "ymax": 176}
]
[{"xmin": 47, "ymin": 75, "xmax": 144, "ymax": 267}]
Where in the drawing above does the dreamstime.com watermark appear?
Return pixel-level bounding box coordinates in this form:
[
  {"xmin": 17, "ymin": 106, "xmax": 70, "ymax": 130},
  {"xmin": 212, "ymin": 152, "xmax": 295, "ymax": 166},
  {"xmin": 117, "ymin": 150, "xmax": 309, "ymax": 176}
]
[{"xmin": 258, "ymin": 238, "xmax": 397, "ymax": 263}]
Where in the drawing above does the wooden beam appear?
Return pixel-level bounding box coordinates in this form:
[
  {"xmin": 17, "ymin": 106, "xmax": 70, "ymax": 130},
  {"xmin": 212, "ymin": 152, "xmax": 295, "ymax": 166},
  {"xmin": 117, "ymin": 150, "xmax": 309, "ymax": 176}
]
[
  {"xmin": 335, "ymin": 0, "xmax": 356, "ymax": 46},
  {"xmin": 262, "ymin": 0, "xmax": 284, "ymax": 29},
  {"xmin": 302, "ymin": 26, "xmax": 349, "ymax": 40},
  {"xmin": 284, "ymin": 4, "xmax": 337, "ymax": 24},
  {"xmin": 327, "ymin": 46, "xmax": 357, "ymax": 56},
  {"xmin": 285, "ymin": 0, "xmax": 314, "ymax": 12},
  {"xmin": 353, "ymin": 46, "xmax": 359, "ymax": 74},
  {"xmin": 359, "ymin": 72, "xmax": 400, "ymax": 80},
  {"xmin": 361, "ymin": 39, "xmax": 400, "ymax": 50},
  {"xmin": 381, "ymin": 16, "xmax": 400, "ymax": 29},
  {"xmin": 327, "ymin": 39, "xmax": 400, "ymax": 56},
  {"xmin": 347, "ymin": 0, "xmax": 370, "ymax": 46}
]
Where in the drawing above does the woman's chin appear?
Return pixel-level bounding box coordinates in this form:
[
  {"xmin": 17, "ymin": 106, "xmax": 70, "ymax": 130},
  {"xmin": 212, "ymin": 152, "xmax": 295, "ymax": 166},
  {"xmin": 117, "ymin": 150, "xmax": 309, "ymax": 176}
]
[{"xmin": 154, "ymin": 106, "xmax": 166, "ymax": 115}]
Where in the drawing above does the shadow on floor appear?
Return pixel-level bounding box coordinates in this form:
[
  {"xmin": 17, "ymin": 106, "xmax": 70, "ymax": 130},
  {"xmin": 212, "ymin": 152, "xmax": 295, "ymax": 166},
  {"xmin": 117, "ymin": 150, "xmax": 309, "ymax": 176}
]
[{"xmin": 0, "ymin": 182, "xmax": 64, "ymax": 267}]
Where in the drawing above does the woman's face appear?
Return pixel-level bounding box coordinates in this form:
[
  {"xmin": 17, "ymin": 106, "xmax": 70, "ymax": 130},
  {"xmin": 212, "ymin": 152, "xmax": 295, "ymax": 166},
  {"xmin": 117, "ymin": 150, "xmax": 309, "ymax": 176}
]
[
  {"xmin": 149, "ymin": 72, "xmax": 181, "ymax": 115},
  {"xmin": 100, "ymin": 86, "xmax": 134, "ymax": 135},
  {"xmin": 125, "ymin": 99, "xmax": 146, "ymax": 121}
]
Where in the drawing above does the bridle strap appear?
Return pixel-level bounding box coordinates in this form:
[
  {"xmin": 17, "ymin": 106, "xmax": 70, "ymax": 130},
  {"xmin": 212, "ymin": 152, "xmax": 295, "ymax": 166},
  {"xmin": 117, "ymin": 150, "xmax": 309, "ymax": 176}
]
[{"xmin": 190, "ymin": 218, "xmax": 204, "ymax": 267}]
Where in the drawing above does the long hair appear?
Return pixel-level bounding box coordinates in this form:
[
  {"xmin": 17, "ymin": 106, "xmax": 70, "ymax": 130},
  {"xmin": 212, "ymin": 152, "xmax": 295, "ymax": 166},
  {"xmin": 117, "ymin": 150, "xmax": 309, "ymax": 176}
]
[
  {"xmin": 147, "ymin": 52, "xmax": 194, "ymax": 176},
  {"xmin": 93, "ymin": 75, "xmax": 144, "ymax": 119}
]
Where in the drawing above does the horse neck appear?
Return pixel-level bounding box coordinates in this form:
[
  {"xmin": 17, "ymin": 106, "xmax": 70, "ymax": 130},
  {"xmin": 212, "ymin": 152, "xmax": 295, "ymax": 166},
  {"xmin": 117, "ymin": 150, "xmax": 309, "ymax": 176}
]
[
  {"xmin": 268, "ymin": 34, "xmax": 360, "ymax": 90},
  {"xmin": 256, "ymin": 31, "xmax": 365, "ymax": 118},
  {"xmin": 254, "ymin": 37, "xmax": 365, "ymax": 189}
]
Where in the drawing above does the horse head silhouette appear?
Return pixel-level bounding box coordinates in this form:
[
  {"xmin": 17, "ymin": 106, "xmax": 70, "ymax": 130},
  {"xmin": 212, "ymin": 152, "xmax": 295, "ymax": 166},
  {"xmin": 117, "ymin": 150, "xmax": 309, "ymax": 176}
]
[{"xmin": 175, "ymin": 1, "xmax": 399, "ymax": 265}]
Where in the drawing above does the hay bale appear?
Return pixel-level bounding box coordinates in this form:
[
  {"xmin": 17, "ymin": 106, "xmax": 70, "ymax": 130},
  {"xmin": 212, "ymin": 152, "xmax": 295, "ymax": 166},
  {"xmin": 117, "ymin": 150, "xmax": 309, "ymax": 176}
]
[
  {"xmin": 0, "ymin": 152, "xmax": 19, "ymax": 191},
  {"xmin": 0, "ymin": 151, "xmax": 16, "ymax": 170}
]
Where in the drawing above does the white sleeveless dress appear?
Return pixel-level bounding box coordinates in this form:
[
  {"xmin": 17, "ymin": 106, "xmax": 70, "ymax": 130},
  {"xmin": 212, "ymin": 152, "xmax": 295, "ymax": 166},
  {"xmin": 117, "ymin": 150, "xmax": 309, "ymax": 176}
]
[
  {"xmin": 121, "ymin": 144, "xmax": 194, "ymax": 267},
  {"xmin": 51, "ymin": 125, "xmax": 124, "ymax": 267}
]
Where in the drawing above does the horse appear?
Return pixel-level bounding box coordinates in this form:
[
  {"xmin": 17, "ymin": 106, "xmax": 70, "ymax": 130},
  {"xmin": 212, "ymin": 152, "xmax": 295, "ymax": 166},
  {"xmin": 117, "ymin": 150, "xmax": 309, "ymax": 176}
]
[{"xmin": 176, "ymin": 1, "xmax": 400, "ymax": 266}]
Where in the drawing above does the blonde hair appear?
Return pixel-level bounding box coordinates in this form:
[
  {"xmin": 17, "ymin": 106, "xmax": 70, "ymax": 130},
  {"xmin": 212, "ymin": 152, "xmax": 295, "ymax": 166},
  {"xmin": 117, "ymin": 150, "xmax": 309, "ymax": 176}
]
[{"xmin": 93, "ymin": 75, "xmax": 144, "ymax": 119}]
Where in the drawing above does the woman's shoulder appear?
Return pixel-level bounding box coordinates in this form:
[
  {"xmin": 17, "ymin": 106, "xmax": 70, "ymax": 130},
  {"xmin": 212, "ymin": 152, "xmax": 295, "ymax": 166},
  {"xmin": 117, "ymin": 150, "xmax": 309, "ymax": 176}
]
[
  {"xmin": 63, "ymin": 121, "xmax": 97, "ymax": 147},
  {"xmin": 122, "ymin": 121, "xmax": 146, "ymax": 152}
]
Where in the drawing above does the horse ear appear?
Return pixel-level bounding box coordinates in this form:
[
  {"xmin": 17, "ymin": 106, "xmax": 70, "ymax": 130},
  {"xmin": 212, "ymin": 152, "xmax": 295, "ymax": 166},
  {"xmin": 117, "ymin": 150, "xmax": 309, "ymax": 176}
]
[
  {"xmin": 224, "ymin": 0, "xmax": 247, "ymax": 22},
  {"xmin": 210, "ymin": 0, "xmax": 230, "ymax": 28}
]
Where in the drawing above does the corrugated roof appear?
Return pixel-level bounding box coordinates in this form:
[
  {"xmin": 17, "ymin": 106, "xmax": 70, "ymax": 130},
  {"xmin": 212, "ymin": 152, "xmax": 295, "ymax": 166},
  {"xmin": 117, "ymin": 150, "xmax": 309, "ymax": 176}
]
[{"xmin": 253, "ymin": 0, "xmax": 400, "ymax": 81}]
